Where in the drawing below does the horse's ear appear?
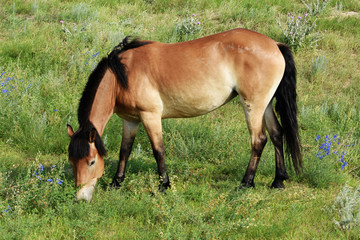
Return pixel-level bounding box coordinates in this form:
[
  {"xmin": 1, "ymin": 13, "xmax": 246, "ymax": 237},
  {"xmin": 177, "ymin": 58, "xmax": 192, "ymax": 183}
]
[
  {"xmin": 89, "ymin": 128, "xmax": 97, "ymax": 143},
  {"xmin": 67, "ymin": 124, "xmax": 74, "ymax": 138}
]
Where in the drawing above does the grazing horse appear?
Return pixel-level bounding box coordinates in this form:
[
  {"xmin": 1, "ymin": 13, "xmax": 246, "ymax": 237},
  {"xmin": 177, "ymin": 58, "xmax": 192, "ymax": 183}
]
[{"xmin": 67, "ymin": 28, "xmax": 302, "ymax": 202}]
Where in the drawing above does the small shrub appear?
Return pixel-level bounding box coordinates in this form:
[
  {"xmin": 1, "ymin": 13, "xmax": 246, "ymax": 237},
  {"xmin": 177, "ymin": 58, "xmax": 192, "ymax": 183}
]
[
  {"xmin": 299, "ymin": 133, "xmax": 356, "ymax": 188},
  {"xmin": 310, "ymin": 55, "xmax": 327, "ymax": 78},
  {"xmin": 315, "ymin": 134, "xmax": 355, "ymax": 171},
  {"xmin": 331, "ymin": 184, "xmax": 360, "ymax": 231},
  {"xmin": 302, "ymin": 0, "xmax": 329, "ymax": 16},
  {"xmin": 173, "ymin": 12, "xmax": 202, "ymax": 42},
  {"xmin": 277, "ymin": 0, "xmax": 328, "ymax": 49},
  {"xmin": 277, "ymin": 12, "xmax": 325, "ymax": 49},
  {"xmin": 60, "ymin": 20, "xmax": 87, "ymax": 39},
  {"xmin": 335, "ymin": 1, "xmax": 343, "ymax": 11}
]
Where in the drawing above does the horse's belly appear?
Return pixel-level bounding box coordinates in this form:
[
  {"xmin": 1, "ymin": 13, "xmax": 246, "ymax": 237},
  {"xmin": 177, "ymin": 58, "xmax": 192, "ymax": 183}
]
[{"xmin": 161, "ymin": 87, "xmax": 237, "ymax": 118}]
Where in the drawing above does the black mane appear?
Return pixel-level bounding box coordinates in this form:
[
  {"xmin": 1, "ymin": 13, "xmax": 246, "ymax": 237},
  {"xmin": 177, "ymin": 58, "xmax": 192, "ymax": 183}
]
[
  {"xmin": 108, "ymin": 36, "xmax": 152, "ymax": 89},
  {"xmin": 78, "ymin": 37, "xmax": 152, "ymax": 127},
  {"xmin": 68, "ymin": 122, "xmax": 107, "ymax": 158},
  {"xmin": 70, "ymin": 37, "xmax": 152, "ymax": 159}
]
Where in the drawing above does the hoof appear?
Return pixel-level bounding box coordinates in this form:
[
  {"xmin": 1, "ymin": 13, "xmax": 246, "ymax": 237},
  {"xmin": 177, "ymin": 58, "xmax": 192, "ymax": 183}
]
[
  {"xmin": 158, "ymin": 181, "xmax": 171, "ymax": 193},
  {"xmin": 271, "ymin": 180, "xmax": 285, "ymax": 189},
  {"xmin": 236, "ymin": 181, "xmax": 255, "ymax": 191},
  {"xmin": 110, "ymin": 178, "xmax": 122, "ymax": 190}
]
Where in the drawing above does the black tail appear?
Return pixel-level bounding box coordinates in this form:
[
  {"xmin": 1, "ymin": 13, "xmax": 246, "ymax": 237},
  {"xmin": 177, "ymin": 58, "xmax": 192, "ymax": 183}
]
[{"xmin": 275, "ymin": 43, "xmax": 302, "ymax": 174}]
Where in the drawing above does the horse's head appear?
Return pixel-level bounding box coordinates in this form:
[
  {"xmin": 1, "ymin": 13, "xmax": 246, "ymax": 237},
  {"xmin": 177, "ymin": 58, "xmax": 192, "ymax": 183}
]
[{"xmin": 67, "ymin": 124, "xmax": 106, "ymax": 202}]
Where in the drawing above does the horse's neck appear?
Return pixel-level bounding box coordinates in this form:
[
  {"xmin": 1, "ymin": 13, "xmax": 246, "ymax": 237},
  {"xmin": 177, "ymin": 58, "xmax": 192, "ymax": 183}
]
[{"xmin": 89, "ymin": 71, "xmax": 116, "ymax": 136}]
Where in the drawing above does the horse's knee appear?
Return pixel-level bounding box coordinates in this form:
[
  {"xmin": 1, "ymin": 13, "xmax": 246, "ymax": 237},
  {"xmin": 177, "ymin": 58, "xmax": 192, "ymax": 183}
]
[
  {"xmin": 269, "ymin": 128, "xmax": 283, "ymax": 146},
  {"xmin": 252, "ymin": 132, "xmax": 267, "ymax": 154}
]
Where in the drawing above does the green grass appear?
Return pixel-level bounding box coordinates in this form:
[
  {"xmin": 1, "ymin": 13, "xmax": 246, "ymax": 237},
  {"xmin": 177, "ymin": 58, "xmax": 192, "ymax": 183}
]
[{"xmin": 1, "ymin": 0, "xmax": 360, "ymax": 239}]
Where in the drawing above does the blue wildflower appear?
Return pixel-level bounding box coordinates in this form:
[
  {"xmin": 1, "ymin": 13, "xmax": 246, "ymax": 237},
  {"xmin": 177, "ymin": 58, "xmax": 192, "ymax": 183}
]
[
  {"xmin": 2, "ymin": 205, "xmax": 11, "ymax": 213},
  {"xmin": 47, "ymin": 179, "xmax": 53, "ymax": 182},
  {"xmin": 57, "ymin": 179, "xmax": 63, "ymax": 185},
  {"xmin": 341, "ymin": 162, "xmax": 348, "ymax": 170}
]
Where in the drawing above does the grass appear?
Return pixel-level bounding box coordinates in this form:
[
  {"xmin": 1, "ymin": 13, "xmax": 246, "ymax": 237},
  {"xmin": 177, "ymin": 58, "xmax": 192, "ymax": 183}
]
[{"xmin": 1, "ymin": 0, "xmax": 360, "ymax": 239}]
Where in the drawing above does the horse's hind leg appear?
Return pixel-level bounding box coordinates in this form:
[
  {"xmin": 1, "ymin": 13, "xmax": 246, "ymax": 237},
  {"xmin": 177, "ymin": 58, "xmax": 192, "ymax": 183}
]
[
  {"xmin": 241, "ymin": 107, "xmax": 268, "ymax": 188},
  {"xmin": 111, "ymin": 119, "xmax": 139, "ymax": 188},
  {"xmin": 140, "ymin": 112, "xmax": 171, "ymax": 192},
  {"xmin": 264, "ymin": 102, "xmax": 289, "ymax": 188}
]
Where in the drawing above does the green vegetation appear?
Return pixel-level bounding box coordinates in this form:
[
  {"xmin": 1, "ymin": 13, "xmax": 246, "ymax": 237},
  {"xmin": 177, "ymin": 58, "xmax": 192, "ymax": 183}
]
[{"xmin": 1, "ymin": 0, "xmax": 359, "ymax": 239}]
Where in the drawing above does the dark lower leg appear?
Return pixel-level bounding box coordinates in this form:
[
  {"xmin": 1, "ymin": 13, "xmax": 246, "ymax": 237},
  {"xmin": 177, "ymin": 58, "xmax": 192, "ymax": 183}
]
[
  {"xmin": 140, "ymin": 113, "xmax": 170, "ymax": 192},
  {"xmin": 153, "ymin": 145, "xmax": 170, "ymax": 191},
  {"xmin": 111, "ymin": 135, "xmax": 136, "ymax": 188},
  {"xmin": 241, "ymin": 131, "xmax": 267, "ymax": 188},
  {"xmin": 111, "ymin": 121, "xmax": 139, "ymax": 188},
  {"xmin": 271, "ymin": 134, "xmax": 289, "ymax": 188},
  {"xmin": 241, "ymin": 156, "xmax": 260, "ymax": 187},
  {"xmin": 264, "ymin": 104, "xmax": 289, "ymax": 188}
]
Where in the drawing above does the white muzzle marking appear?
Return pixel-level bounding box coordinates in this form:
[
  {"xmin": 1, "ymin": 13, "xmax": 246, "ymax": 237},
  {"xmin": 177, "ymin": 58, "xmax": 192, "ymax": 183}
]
[{"xmin": 76, "ymin": 178, "xmax": 98, "ymax": 202}]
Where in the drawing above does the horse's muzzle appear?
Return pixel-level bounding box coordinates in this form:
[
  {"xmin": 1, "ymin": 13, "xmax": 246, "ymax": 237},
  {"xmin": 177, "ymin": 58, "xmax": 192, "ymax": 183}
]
[{"xmin": 76, "ymin": 178, "xmax": 98, "ymax": 202}]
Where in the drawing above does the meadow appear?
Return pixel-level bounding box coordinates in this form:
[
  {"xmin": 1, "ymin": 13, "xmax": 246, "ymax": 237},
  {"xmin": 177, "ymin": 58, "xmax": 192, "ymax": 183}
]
[{"xmin": 0, "ymin": 0, "xmax": 359, "ymax": 239}]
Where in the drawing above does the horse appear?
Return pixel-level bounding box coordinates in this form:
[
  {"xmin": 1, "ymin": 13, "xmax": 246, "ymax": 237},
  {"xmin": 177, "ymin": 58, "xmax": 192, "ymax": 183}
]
[{"xmin": 67, "ymin": 28, "xmax": 302, "ymax": 202}]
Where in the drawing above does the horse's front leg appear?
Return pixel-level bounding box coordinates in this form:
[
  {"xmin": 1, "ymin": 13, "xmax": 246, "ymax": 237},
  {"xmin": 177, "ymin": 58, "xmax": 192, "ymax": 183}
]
[
  {"xmin": 140, "ymin": 112, "xmax": 170, "ymax": 192},
  {"xmin": 111, "ymin": 119, "xmax": 139, "ymax": 188}
]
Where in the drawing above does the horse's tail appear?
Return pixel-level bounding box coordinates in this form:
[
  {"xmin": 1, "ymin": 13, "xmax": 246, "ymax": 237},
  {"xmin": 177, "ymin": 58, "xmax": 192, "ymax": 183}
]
[{"xmin": 275, "ymin": 43, "xmax": 302, "ymax": 174}]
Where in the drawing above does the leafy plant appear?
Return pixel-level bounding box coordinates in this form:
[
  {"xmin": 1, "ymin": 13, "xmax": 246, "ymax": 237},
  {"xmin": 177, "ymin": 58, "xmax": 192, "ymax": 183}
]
[
  {"xmin": 0, "ymin": 153, "xmax": 75, "ymax": 215},
  {"xmin": 277, "ymin": 0, "xmax": 329, "ymax": 49},
  {"xmin": 315, "ymin": 135, "xmax": 355, "ymax": 171},
  {"xmin": 331, "ymin": 184, "xmax": 360, "ymax": 231},
  {"xmin": 310, "ymin": 55, "xmax": 327, "ymax": 78},
  {"xmin": 173, "ymin": 12, "xmax": 202, "ymax": 42},
  {"xmin": 335, "ymin": 1, "xmax": 343, "ymax": 11},
  {"xmin": 302, "ymin": 0, "xmax": 329, "ymax": 16},
  {"xmin": 277, "ymin": 12, "xmax": 325, "ymax": 49}
]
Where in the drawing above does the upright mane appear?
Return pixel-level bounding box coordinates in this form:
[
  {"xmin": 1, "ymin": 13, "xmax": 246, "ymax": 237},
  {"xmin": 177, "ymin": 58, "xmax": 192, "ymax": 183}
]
[{"xmin": 69, "ymin": 37, "xmax": 152, "ymax": 159}]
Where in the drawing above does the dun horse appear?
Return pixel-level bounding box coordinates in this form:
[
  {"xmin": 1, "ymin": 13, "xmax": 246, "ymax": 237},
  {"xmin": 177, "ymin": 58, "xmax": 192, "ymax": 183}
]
[{"xmin": 67, "ymin": 28, "xmax": 302, "ymax": 202}]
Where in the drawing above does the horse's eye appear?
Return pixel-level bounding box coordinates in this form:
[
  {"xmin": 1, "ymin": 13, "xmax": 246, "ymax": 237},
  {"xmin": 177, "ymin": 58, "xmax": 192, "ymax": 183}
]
[{"xmin": 89, "ymin": 160, "xmax": 95, "ymax": 166}]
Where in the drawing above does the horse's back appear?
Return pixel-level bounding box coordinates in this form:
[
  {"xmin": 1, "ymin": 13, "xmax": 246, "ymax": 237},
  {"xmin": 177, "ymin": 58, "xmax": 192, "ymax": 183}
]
[{"xmin": 116, "ymin": 29, "xmax": 285, "ymax": 119}]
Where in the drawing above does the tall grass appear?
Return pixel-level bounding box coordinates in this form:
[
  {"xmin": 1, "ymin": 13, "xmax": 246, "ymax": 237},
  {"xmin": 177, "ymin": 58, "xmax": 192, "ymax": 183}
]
[{"xmin": 0, "ymin": 0, "xmax": 360, "ymax": 238}]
